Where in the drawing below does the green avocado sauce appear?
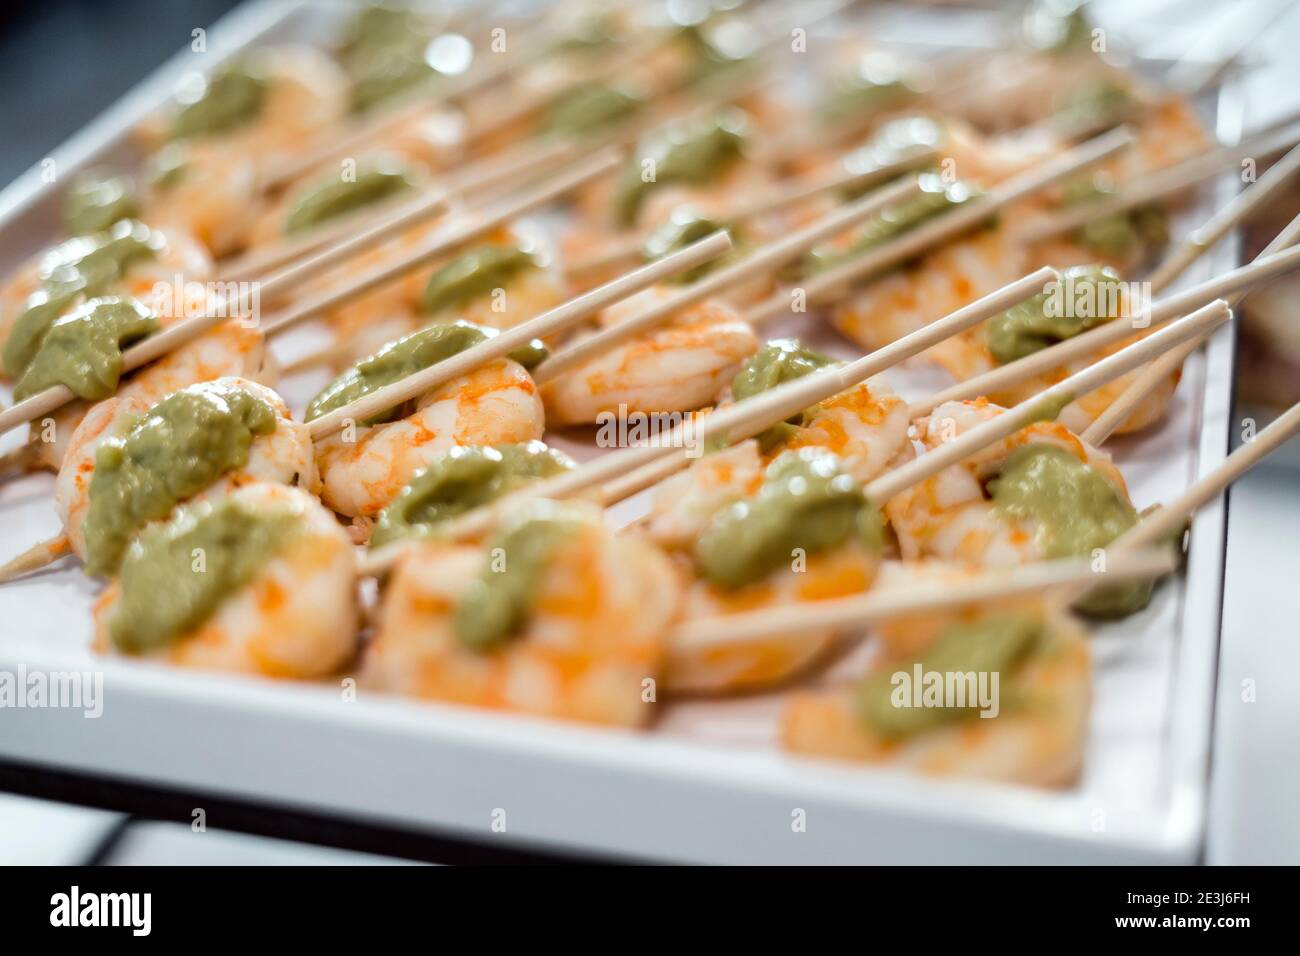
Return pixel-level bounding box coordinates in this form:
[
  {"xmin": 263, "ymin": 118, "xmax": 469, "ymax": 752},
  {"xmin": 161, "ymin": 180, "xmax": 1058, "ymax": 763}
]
[
  {"xmin": 338, "ymin": 5, "xmax": 437, "ymax": 113},
  {"xmin": 988, "ymin": 443, "xmax": 1153, "ymax": 617},
  {"xmin": 284, "ymin": 160, "xmax": 417, "ymax": 235},
  {"xmin": 694, "ymin": 448, "xmax": 883, "ymax": 590},
  {"xmin": 109, "ymin": 495, "xmax": 299, "ymax": 653},
  {"xmin": 453, "ymin": 499, "xmax": 590, "ymax": 651},
  {"xmin": 856, "ymin": 614, "xmax": 1045, "ymax": 738},
  {"xmin": 421, "ymin": 242, "xmax": 542, "ymax": 317},
  {"xmin": 13, "ymin": 297, "xmax": 158, "ymax": 401},
  {"xmin": 1062, "ymin": 174, "xmax": 1168, "ymax": 259},
  {"xmin": 818, "ymin": 59, "xmax": 922, "ymax": 127},
  {"xmin": 371, "ymin": 441, "xmax": 576, "ymax": 548},
  {"xmin": 612, "ymin": 111, "xmax": 749, "ymax": 227},
  {"xmin": 339, "ymin": 3, "xmax": 428, "ymax": 62},
  {"xmin": 81, "ymin": 381, "xmax": 278, "ymax": 577},
  {"xmin": 170, "ymin": 62, "xmax": 267, "ymax": 140},
  {"xmin": 145, "ymin": 145, "xmax": 188, "ymax": 193},
  {"xmin": 1053, "ymin": 81, "xmax": 1135, "ymax": 133},
  {"xmin": 985, "ymin": 263, "xmax": 1124, "ymax": 364},
  {"xmin": 676, "ymin": 22, "xmax": 756, "ymax": 89},
  {"xmin": 349, "ymin": 50, "xmax": 436, "ymax": 114},
  {"xmin": 543, "ymin": 82, "xmax": 644, "ymax": 139},
  {"xmin": 305, "ymin": 320, "xmax": 546, "ymax": 424},
  {"xmin": 803, "ymin": 173, "xmax": 985, "ymax": 275},
  {"xmin": 728, "ymin": 338, "xmax": 839, "ymax": 450},
  {"xmin": 2, "ymin": 220, "xmax": 162, "ymax": 379},
  {"xmin": 63, "ymin": 171, "xmax": 139, "ymax": 235},
  {"xmin": 641, "ymin": 209, "xmax": 734, "ymax": 283}
]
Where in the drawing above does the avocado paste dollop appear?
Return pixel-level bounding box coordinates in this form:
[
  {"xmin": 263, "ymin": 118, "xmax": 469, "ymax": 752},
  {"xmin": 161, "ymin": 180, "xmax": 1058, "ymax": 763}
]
[
  {"xmin": 985, "ymin": 264, "xmax": 1124, "ymax": 364},
  {"xmin": 13, "ymin": 297, "xmax": 158, "ymax": 401},
  {"xmin": 988, "ymin": 443, "xmax": 1153, "ymax": 617},
  {"xmin": 421, "ymin": 242, "xmax": 542, "ymax": 317},
  {"xmin": 818, "ymin": 58, "xmax": 922, "ymax": 126},
  {"xmin": 453, "ymin": 499, "xmax": 590, "ymax": 651},
  {"xmin": 694, "ymin": 448, "xmax": 883, "ymax": 589},
  {"xmin": 305, "ymin": 320, "xmax": 546, "ymax": 424},
  {"xmin": 612, "ymin": 111, "xmax": 749, "ymax": 227},
  {"xmin": 170, "ymin": 62, "xmax": 267, "ymax": 140},
  {"xmin": 543, "ymin": 82, "xmax": 644, "ymax": 139},
  {"xmin": 641, "ymin": 209, "xmax": 733, "ymax": 283},
  {"xmin": 371, "ymin": 441, "xmax": 576, "ymax": 547},
  {"xmin": 63, "ymin": 171, "xmax": 139, "ymax": 235},
  {"xmin": 110, "ymin": 495, "xmax": 298, "ymax": 653},
  {"xmin": 81, "ymin": 381, "xmax": 278, "ymax": 576},
  {"xmin": 729, "ymin": 338, "xmax": 840, "ymax": 450},
  {"xmin": 2, "ymin": 220, "xmax": 162, "ymax": 379},
  {"xmin": 284, "ymin": 160, "xmax": 416, "ymax": 235},
  {"xmin": 857, "ymin": 614, "xmax": 1045, "ymax": 738},
  {"xmin": 1062, "ymin": 174, "xmax": 1168, "ymax": 260},
  {"xmin": 804, "ymin": 174, "xmax": 984, "ymax": 275}
]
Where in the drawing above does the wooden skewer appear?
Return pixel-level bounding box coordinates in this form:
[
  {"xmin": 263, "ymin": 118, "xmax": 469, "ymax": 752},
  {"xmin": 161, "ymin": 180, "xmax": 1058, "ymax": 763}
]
[
  {"xmin": 745, "ymin": 126, "xmax": 1136, "ymax": 327},
  {"xmin": 305, "ymin": 230, "xmax": 734, "ymax": 439},
  {"xmin": 872, "ymin": 300, "xmax": 1232, "ymax": 503},
  {"xmin": 1015, "ymin": 121, "xmax": 1300, "ymax": 246},
  {"xmin": 0, "ymin": 534, "xmax": 70, "ymax": 584},
  {"xmin": 218, "ymin": 137, "xmax": 582, "ymax": 284},
  {"xmin": 564, "ymin": 143, "xmax": 940, "ymax": 281},
  {"xmin": 259, "ymin": 18, "xmax": 556, "ymax": 192},
  {"xmin": 0, "ymin": 148, "xmax": 623, "ymax": 437},
  {"xmin": 1146, "ymin": 141, "xmax": 1300, "ymax": 296},
  {"xmin": 670, "ymin": 549, "xmax": 1179, "ymax": 651},
  {"xmin": 530, "ymin": 176, "xmax": 924, "ymax": 384},
  {"xmin": 358, "ymin": 266, "xmax": 1059, "ymax": 575},
  {"xmin": 912, "ymin": 243, "xmax": 1300, "ymax": 416},
  {"xmin": 1078, "ymin": 164, "xmax": 1300, "ymax": 445}
]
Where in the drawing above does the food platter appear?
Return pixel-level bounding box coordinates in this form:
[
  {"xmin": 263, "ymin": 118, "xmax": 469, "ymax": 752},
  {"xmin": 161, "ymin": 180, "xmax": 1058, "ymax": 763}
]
[{"xmin": 0, "ymin": 0, "xmax": 1246, "ymax": 863}]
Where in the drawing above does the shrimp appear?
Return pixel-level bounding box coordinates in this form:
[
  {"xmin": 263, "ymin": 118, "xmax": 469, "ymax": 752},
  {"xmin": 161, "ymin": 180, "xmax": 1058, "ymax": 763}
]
[
  {"xmin": 55, "ymin": 378, "xmax": 317, "ymax": 567},
  {"xmin": 140, "ymin": 146, "xmax": 262, "ymax": 257},
  {"xmin": 884, "ymin": 399, "xmax": 1129, "ymax": 565},
  {"xmin": 137, "ymin": 46, "xmax": 348, "ymax": 171},
  {"xmin": 665, "ymin": 540, "xmax": 881, "ymax": 694},
  {"xmin": 22, "ymin": 319, "xmax": 273, "ymax": 475},
  {"xmin": 313, "ymin": 358, "xmax": 545, "ymax": 517},
  {"xmin": 781, "ymin": 603, "xmax": 1090, "ymax": 787},
  {"xmin": 0, "ymin": 223, "xmax": 213, "ymax": 373},
  {"xmin": 541, "ymin": 286, "xmax": 758, "ymax": 426},
  {"xmin": 362, "ymin": 503, "xmax": 681, "ymax": 728},
  {"xmin": 92, "ymin": 483, "xmax": 357, "ymax": 679},
  {"xmin": 299, "ymin": 220, "xmax": 569, "ymax": 373}
]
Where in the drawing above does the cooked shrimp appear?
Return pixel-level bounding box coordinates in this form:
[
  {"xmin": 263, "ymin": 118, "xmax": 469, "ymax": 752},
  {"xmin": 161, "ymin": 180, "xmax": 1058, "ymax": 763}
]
[
  {"xmin": 363, "ymin": 503, "xmax": 681, "ymax": 728},
  {"xmin": 541, "ymin": 286, "xmax": 758, "ymax": 426},
  {"xmin": 92, "ymin": 482, "xmax": 357, "ymax": 679},
  {"xmin": 313, "ymin": 358, "xmax": 545, "ymax": 517},
  {"xmin": 665, "ymin": 540, "xmax": 880, "ymax": 694},
  {"xmin": 55, "ymin": 378, "xmax": 318, "ymax": 565},
  {"xmin": 140, "ymin": 145, "xmax": 262, "ymax": 257},
  {"xmin": 0, "ymin": 222, "xmax": 213, "ymax": 373},
  {"xmin": 23, "ymin": 319, "xmax": 273, "ymax": 474},
  {"xmin": 780, "ymin": 606, "xmax": 1091, "ymax": 787},
  {"xmin": 137, "ymin": 46, "xmax": 348, "ymax": 171},
  {"xmin": 884, "ymin": 399, "xmax": 1128, "ymax": 565}
]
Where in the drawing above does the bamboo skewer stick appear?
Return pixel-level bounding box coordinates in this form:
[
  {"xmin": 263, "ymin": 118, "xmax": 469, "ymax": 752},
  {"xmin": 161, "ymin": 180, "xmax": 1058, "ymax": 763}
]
[
  {"xmin": 0, "ymin": 149, "xmax": 623, "ymax": 437},
  {"xmin": 872, "ymin": 300, "xmax": 1232, "ymax": 503},
  {"xmin": 530, "ymin": 176, "xmax": 924, "ymax": 384},
  {"xmin": 744, "ymin": 127, "xmax": 1136, "ymax": 327},
  {"xmin": 912, "ymin": 243, "xmax": 1300, "ymax": 416},
  {"xmin": 1015, "ymin": 121, "xmax": 1300, "ymax": 246},
  {"xmin": 358, "ymin": 267, "xmax": 1059, "ymax": 575},
  {"xmin": 1145, "ymin": 142, "xmax": 1300, "ymax": 295},
  {"xmin": 259, "ymin": 18, "xmax": 562, "ymax": 192},
  {"xmin": 218, "ymin": 137, "xmax": 582, "ymax": 283},
  {"xmin": 564, "ymin": 144, "xmax": 940, "ymax": 281},
  {"xmin": 305, "ymin": 230, "xmax": 734, "ymax": 440},
  {"xmin": 0, "ymin": 534, "xmax": 70, "ymax": 584},
  {"xmin": 670, "ymin": 549, "xmax": 1179, "ymax": 651},
  {"xmin": 1080, "ymin": 175, "xmax": 1300, "ymax": 446}
]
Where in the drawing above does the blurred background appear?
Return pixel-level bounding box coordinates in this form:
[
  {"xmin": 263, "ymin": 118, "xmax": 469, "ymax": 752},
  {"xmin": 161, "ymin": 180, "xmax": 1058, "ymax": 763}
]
[{"xmin": 0, "ymin": 0, "xmax": 1297, "ymax": 864}]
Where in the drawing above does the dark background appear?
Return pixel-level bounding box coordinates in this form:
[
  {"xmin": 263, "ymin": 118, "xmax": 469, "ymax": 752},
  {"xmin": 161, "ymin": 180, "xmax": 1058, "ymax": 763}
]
[{"xmin": 0, "ymin": 0, "xmax": 241, "ymax": 185}]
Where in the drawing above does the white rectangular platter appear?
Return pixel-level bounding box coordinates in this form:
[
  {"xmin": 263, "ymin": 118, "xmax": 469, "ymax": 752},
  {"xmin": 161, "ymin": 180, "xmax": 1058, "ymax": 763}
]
[{"xmin": 0, "ymin": 0, "xmax": 1239, "ymax": 862}]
